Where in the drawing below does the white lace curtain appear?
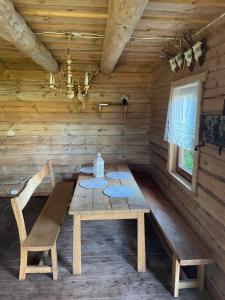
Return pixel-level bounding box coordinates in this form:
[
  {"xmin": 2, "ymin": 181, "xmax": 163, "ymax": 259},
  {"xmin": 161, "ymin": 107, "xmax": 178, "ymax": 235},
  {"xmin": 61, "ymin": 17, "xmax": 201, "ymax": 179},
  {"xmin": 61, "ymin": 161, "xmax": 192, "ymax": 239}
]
[{"xmin": 164, "ymin": 82, "xmax": 199, "ymax": 150}]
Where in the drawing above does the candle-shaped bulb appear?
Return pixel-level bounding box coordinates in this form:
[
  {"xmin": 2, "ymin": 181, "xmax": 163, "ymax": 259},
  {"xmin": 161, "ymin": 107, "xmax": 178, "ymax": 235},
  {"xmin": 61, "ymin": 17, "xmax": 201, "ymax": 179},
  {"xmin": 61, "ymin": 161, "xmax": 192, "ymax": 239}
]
[
  {"xmin": 67, "ymin": 72, "xmax": 72, "ymax": 84},
  {"xmin": 85, "ymin": 72, "xmax": 89, "ymax": 86},
  {"xmin": 49, "ymin": 73, "xmax": 55, "ymax": 89}
]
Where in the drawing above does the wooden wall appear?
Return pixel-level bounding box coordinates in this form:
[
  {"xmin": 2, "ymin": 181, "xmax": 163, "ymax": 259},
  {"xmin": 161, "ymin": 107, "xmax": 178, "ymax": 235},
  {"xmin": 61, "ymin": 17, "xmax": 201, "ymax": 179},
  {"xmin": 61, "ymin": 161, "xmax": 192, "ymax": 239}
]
[
  {"xmin": 0, "ymin": 62, "xmax": 151, "ymax": 196},
  {"xmin": 150, "ymin": 20, "xmax": 225, "ymax": 299}
]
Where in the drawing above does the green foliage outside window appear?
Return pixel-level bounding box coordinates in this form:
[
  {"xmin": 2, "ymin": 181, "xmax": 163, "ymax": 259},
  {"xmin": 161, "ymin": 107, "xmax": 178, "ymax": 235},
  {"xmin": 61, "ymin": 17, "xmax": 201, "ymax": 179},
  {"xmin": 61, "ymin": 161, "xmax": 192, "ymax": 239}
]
[{"xmin": 183, "ymin": 149, "xmax": 193, "ymax": 173}]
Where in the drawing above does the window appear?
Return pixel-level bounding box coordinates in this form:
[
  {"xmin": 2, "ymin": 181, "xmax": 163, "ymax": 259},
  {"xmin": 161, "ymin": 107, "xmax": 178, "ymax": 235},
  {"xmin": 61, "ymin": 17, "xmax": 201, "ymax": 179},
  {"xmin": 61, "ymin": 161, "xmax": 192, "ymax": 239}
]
[{"xmin": 164, "ymin": 73, "xmax": 207, "ymax": 192}]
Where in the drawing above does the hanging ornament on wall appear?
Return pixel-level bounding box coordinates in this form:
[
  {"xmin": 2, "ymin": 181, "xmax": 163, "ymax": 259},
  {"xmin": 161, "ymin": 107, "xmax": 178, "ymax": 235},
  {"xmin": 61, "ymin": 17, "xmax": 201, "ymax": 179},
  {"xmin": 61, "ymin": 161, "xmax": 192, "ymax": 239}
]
[
  {"xmin": 192, "ymin": 38, "xmax": 207, "ymax": 66},
  {"xmin": 159, "ymin": 30, "xmax": 207, "ymax": 73},
  {"xmin": 200, "ymin": 99, "xmax": 225, "ymax": 155}
]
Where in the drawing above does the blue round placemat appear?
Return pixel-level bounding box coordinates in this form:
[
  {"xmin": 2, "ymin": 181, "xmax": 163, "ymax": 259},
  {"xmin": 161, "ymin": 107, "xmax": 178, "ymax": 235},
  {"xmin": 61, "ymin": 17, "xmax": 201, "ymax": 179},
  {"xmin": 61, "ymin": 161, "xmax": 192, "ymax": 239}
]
[
  {"xmin": 106, "ymin": 171, "xmax": 131, "ymax": 180},
  {"xmin": 104, "ymin": 185, "xmax": 135, "ymax": 198},
  {"xmin": 80, "ymin": 166, "xmax": 94, "ymax": 174},
  {"xmin": 79, "ymin": 178, "xmax": 108, "ymax": 189}
]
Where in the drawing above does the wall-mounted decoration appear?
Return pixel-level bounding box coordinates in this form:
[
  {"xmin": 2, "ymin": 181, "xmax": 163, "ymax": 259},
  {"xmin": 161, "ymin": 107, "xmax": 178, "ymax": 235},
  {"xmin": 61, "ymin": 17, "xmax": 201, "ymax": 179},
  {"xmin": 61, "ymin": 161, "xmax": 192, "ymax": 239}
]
[
  {"xmin": 98, "ymin": 95, "xmax": 128, "ymax": 120},
  {"xmin": 200, "ymin": 100, "xmax": 225, "ymax": 155},
  {"xmin": 159, "ymin": 30, "xmax": 207, "ymax": 73}
]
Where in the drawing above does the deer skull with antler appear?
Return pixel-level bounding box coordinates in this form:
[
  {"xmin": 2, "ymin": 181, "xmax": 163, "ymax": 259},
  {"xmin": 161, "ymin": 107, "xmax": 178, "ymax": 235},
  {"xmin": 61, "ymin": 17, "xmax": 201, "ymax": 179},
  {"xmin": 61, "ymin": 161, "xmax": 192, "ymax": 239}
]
[
  {"xmin": 183, "ymin": 31, "xmax": 195, "ymax": 71},
  {"xmin": 193, "ymin": 38, "xmax": 207, "ymax": 66},
  {"xmin": 160, "ymin": 30, "xmax": 207, "ymax": 73},
  {"xmin": 174, "ymin": 37, "xmax": 185, "ymax": 70},
  {"xmin": 183, "ymin": 30, "xmax": 207, "ymax": 69},
  {"xmin": 159, "ymin": 44, "xmax": 178, "ymax": 72}
]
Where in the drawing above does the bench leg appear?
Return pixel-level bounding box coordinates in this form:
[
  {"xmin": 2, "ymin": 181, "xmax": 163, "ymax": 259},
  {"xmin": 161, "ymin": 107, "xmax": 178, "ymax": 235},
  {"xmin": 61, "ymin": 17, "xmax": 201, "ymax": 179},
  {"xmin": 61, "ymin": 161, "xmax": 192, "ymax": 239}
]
[
  {"xmin": 137, "ymin": 213, "xmax": 146, "ymax": 272},
  {"xmin": 172, "ymin": 253, "xmax": 180, "ymax": 297},
  {"xmin": 19, "ymin": 248, "xmax": 28, "ymax": 280},
  {"xmin": 73, "ymin": 214, "xmax": 81, "ymax": 275},
  {"xmin": 197, "ymin": 265, "xmax": 205, "ymax": 291},
  {"xmin": 51, "ymin": 244, "xmax": 58, "ymax": 280}
]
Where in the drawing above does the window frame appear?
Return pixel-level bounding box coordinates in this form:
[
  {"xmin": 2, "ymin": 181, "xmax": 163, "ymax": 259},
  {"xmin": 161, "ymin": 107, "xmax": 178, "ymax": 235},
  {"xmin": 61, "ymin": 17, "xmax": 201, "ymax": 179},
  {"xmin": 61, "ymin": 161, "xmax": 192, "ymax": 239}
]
[{"xmin": 167, "ymin": 72, "xmax": 207, "ymax": 193}]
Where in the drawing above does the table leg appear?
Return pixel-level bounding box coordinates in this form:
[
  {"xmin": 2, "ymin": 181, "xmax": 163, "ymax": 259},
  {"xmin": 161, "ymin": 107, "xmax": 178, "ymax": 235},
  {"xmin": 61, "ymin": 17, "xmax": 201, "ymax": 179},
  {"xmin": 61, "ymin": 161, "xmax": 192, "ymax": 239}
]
[
  {"xmin": 137, "ymin": 212, "xmax": 146, "ymax": 272},
  {"xmin": 73, "ymin": 214, "xmax": 81, "ymax": 274}
]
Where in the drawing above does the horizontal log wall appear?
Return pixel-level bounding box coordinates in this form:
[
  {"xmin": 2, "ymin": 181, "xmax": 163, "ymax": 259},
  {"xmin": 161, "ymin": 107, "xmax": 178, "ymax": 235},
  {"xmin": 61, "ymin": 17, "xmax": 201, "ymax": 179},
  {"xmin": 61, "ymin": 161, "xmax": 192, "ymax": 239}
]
[
  {"xmin": 0, "ymin": 62, "xmax": 151, "ymax": 196},
  {"xmin": 150, "ymin": 20, "xmax": 225, "ymax": 300}
]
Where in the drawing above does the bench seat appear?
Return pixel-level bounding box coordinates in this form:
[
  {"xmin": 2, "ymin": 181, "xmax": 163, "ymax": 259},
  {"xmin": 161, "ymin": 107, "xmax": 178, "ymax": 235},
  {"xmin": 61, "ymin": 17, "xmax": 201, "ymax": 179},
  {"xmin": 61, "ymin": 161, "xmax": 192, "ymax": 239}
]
[
  {"xmin": 11, "ymin": 162, "xmax": 74, "ymax": 280},
  {"xmin": 24, "ymin": 182, "xmax": 74, "ymax": 251},
  {"xmin": 135, "ymin": 174, "xmax": 213, "ymax": 297}
]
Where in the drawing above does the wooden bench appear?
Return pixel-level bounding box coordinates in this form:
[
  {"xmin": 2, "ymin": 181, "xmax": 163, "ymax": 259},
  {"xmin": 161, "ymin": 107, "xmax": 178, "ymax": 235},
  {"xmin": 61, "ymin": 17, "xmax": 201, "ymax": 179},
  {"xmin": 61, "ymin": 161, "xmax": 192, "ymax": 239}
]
[
  {"xmin": 135, "ymin": 174, "xmax": 213, "ymax": 297},
  {"xmin": 11, "ymin": 161, "xmax": 74, "ymax": 280}
]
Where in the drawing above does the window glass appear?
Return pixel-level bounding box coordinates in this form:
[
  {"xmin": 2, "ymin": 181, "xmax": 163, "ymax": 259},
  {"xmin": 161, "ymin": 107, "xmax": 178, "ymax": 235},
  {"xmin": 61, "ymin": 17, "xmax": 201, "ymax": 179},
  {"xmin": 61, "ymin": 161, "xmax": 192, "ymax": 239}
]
[
  {"xmin": 164, "ymin": 82, "xmax": 199, "ymax": 150},
  {"xmin": 178, "ymin": 148, "xmax": 193, "ymax": 175}
]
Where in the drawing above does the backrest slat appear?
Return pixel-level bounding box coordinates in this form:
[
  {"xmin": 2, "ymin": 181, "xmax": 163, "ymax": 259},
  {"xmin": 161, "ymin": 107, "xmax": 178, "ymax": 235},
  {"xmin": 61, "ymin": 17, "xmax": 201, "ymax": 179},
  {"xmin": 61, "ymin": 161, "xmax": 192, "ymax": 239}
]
[
  {"xmin": 17, "ymin": 164, "xmax": 49, "ymax": 211},
  {"xmin": 48, "ymin": 161, "xmax": 55, "ymax": 189},
  {"xmin": 11, "ymin": 198, "xmax": 27, "ymax": 244},
  {"xmin": 11, "ymin": 163, "xmax": 53, "ymax": 245}
]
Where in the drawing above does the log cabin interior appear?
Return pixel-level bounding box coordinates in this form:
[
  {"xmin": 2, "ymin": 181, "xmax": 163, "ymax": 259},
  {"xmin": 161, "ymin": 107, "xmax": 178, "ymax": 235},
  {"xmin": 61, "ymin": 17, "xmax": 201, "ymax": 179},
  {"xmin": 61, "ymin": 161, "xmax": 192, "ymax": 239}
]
[{"xmin": 0, "ymin": 0, "xmax": 225, "ymax": 299}]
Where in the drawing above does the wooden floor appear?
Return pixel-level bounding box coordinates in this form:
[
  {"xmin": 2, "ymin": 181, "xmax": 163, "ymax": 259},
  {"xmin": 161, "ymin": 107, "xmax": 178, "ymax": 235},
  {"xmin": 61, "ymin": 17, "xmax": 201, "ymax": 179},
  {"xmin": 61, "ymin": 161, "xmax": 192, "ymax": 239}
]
[{"xmin": 0, "ymin": 197, "xmax": 213, "ymax": 300}]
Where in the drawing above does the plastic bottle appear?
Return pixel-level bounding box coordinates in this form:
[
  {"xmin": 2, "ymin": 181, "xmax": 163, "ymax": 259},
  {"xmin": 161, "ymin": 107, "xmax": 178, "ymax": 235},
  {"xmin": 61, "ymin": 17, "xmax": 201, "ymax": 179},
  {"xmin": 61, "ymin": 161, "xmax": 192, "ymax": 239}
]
[{"xmin": 93, "ymin": 153, "xmax": 104, "ymax": 178}]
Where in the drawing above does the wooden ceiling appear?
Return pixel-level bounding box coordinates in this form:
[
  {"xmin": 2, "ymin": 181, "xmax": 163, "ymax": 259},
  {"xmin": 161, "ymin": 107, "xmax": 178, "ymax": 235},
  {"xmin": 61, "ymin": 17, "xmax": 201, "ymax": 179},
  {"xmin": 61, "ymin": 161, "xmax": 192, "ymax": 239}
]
[{"xmin": 0, "ymin": 0, "xmax": 225, "ymax": 71}]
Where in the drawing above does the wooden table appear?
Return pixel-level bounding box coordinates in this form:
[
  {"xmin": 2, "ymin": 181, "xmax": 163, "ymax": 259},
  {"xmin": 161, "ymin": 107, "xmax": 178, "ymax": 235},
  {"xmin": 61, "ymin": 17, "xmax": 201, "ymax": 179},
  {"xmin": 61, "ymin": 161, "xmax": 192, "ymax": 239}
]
[{"xmin": 69, "ymin": 164, "xmax": 150, "ymax": 275}]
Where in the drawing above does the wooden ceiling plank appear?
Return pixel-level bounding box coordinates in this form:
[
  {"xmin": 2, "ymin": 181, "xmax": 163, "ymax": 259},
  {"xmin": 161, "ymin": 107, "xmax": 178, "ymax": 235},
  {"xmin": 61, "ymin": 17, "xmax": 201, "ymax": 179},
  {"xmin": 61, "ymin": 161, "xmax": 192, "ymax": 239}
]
[
  {"xmin": 0, "ymin": 0, "xmax": 59, "ymax": 73},
  {"xmin": 148, "ymin": 0, "xmax": 225, "ymax": 7},
  {"xmin": 13, "ymin": 0, "xmax": 108, "ymax": 8},
  {"xmin": 140, "ymin": 16, "xmax": 211, "ymax": 25},
  {"xmin": 18, "ymin": 9, "xmax": 108, "ymax": 19},
  {"xmin": 146, "ymin": 1, "xmax": 225, "ymax": 13},
  {"xmin": 28, "ymin": 23, "xmax": 105, "ymax": 32},
  {"xmin": 23, "ymin": 16, "xmax": 107, "ymax": 26}
]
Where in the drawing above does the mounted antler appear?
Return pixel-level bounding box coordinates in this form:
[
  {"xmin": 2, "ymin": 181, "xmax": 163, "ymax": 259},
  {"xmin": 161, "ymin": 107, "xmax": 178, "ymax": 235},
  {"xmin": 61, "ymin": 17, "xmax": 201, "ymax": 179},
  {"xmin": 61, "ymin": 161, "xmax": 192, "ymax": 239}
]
[
  {"xmin": 183, "ymin": 30, "xmax": 195, "ymax": 72},
  {"xmin": 183, "ymin": 29, "xmax": 207, "ymax": 68},
  {"xmin": 159, "ymin": 49, "xmax": 171, "ymax": 60},
  {"xmin": 159, "ymin": 28, "xmax": 207, "ymax": 73},
  {"xmin": 183, "ymin": 30, "xmax": 194, "ymax": 47},
  {"xmin": 166, "ymin": 42, "xmax": 177, "ymax": 56},
  {"xmin": 192, "ymin": 37, "xmax": 207, "ymax": 66},
  {"xmin": 174, "ymin": 37, "xmax": 185, "ymax": 51},
  {"xmin": 173, "ymin": 37, "xmax": 185, "ymax": 70},
  {"xmin": 159, "ymin": 44, "xmax": 179, "ymax": 73}
]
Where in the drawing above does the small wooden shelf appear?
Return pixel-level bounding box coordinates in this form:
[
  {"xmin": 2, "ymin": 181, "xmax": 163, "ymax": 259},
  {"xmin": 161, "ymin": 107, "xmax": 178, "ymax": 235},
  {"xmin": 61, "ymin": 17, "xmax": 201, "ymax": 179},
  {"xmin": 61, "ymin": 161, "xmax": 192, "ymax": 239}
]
[{"xmin": 98, "ymin": 102, "xmax": 128, "ymax": 120}]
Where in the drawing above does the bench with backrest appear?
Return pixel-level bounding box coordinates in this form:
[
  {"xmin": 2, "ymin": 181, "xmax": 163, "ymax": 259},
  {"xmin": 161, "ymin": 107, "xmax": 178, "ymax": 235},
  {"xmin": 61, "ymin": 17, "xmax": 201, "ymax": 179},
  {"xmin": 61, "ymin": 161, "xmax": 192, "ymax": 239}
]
[
  {"xmin": 11, "ymin": 161, "xmax": 74, "ymax": 280},
  {"xmin": 135, "ymin": 174, "xmax": 213, "ymax": 297}
]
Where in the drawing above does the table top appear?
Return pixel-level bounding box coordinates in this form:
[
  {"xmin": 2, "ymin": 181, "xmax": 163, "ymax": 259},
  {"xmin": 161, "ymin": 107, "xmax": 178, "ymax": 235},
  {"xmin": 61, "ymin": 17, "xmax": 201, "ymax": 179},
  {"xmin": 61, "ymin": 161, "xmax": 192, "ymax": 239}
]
[{"xmin": 69, "ymin": 164, "xmax": 150, "ymax": 215}]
